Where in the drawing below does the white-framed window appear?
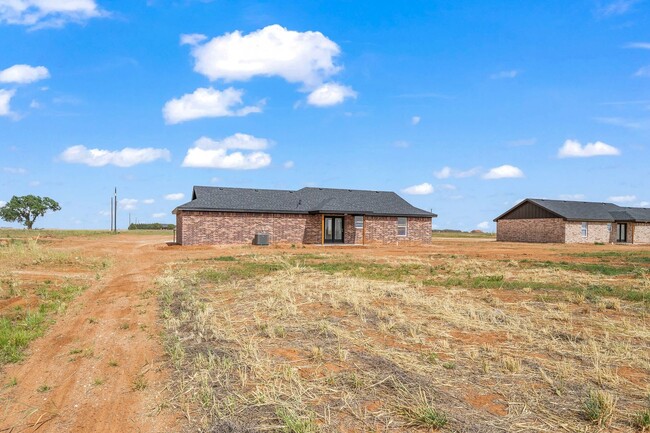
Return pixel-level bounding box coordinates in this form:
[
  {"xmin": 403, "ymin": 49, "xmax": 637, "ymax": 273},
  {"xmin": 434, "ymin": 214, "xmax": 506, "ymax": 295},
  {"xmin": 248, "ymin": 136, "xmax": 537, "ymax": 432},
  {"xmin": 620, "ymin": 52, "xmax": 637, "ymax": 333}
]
[
  {"xmin": 397, "ymin": 217, "xmax": 408, "ymax": 236},
  {"xmin": 354, "ymin": 215, "xmax": 364, "ymax": 229},
  {"xmin": 581, "ymin": 222, "xmax": 588, "ymax": 238}
]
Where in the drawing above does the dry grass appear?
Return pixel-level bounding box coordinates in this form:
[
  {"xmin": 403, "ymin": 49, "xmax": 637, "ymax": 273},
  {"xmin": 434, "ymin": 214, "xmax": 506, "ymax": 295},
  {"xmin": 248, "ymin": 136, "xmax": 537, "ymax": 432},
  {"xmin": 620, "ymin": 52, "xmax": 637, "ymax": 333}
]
[{"xmin": 158, "ymin": 250, "xmax": 650, "ymax": 432}]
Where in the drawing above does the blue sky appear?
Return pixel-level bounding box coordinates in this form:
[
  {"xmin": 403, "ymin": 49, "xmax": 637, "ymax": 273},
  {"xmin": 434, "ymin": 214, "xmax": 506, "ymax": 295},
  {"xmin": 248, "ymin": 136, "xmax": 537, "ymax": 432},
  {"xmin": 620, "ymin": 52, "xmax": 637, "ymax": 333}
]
[{"xmin": 1, "ymin": 0, "xmax": 649, "ymax": 231}]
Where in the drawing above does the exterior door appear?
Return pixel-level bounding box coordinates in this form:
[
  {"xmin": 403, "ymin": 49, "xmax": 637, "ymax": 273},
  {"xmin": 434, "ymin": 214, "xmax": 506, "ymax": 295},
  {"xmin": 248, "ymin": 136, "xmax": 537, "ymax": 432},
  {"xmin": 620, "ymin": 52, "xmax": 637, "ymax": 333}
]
[
  {"xmin": 324, "ymin": 216, "xmax": 344, "ymax": 243},
  {"xmin": 617, "ymin": 223, "xmax": 627, "ymax": 242}
]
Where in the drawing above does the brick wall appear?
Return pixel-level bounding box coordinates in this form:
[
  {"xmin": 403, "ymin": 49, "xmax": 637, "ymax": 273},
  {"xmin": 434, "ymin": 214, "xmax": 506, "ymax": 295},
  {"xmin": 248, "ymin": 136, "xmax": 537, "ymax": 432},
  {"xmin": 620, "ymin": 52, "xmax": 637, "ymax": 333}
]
[
  {"xmin": 633, "ymin": 223, "xmax": 650, "ymax": 244},
  {"xmin": 177, "ymin": 211, "xmax": 319, "ymax": 245},
  {"xmin": 565, "ymin": 221, "xmax": 611, "ymax": 243},
  {"xmin": 364, "ymin": 216, "xmax": 432, "ymax": 245},
  {"xmin": 496, "ymin": 218, "xmax": 565, "ymax": 243},
  {"xmin": 177, "ymin": 211, "xmax": 431, "ymax": 245}
]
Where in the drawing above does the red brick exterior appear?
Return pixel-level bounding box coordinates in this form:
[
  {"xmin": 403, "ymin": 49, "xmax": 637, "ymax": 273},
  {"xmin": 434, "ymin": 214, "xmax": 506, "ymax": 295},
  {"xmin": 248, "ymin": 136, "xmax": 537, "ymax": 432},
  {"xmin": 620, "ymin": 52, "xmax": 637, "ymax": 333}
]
[
  {"xmin": 496, "ymin": 218, "xmax": 565, "ymax": 243},
  {"xmin": 176, "ymin": 211, "xmax": 432, "ymax": 246}
]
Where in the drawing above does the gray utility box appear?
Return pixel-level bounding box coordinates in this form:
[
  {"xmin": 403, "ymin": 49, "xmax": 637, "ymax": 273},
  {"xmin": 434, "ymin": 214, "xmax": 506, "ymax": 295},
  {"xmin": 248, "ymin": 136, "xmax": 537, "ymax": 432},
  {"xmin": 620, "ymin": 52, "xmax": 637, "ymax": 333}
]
[{"xmin": 253, "ymin": 233, "xmax": 269, "ymax": 246}]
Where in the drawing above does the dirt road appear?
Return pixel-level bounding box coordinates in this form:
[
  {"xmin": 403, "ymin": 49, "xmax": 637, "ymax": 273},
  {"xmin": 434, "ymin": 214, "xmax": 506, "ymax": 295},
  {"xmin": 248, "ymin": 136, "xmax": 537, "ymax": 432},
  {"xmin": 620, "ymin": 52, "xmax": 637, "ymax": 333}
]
[{"xmin": 0, "ymin": 235, "xmax": 182, "ymax": 433}]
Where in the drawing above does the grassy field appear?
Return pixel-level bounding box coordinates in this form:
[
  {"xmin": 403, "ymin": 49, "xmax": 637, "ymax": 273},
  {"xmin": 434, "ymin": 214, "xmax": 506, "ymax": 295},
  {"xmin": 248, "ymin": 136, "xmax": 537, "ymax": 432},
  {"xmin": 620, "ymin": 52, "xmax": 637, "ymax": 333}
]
[
  {"xmin": 158, "ymin": 248, "xmax": 650, "ymax": 432},
  {"xmin": 0, "ymin": 229, "xmax": 174, "ymax": 239},
  {"xmin": 0, "ymin": 237, "xmax": 110, "ymax": 364}
]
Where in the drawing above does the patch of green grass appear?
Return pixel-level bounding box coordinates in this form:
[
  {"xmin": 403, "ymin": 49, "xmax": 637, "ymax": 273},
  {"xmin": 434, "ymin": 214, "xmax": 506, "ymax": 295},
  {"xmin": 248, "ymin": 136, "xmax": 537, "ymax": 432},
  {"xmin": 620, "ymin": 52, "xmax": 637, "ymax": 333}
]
[
  {"xmin": 199, "ymin": 262, "xmax": 284, "ymax": 283},
  {"xmin": 4, "ymin": 377, "xmax": 17, "ymax": 387},
  {"xmin": 37, "ymin": 384, "xmax": 51, "ymax": 393},
  {"xmin": 584, "ymin": 389, "xmax": 616, "ymax": 426},
  {"xmin": 132, "ymin": 374, "xmax": 148, "ymax": 391},
  {"xmin": 307, "ymin": 261, "xmax": 428, "ymax": 282},
  {"xmin": 525, "ymin": 260, "xmax": 640, "ymax": 276},
  {"xmin": 275, "ymin": 407, "xmax": 318, "ymax": 433},
  {"xmin": 632, "ymin": 409, "xmax": 650, "ymax": 431},
  {"xmin": 567, "ymin": 250, "xmax": 650, "ymax": 264},
  {"xmin": 400, "ymin": 403, "xmax": 448, "ymax": 429},
  {"xmin": 0, "ymin": 283, "xmax": 86, "ymax": 365}
]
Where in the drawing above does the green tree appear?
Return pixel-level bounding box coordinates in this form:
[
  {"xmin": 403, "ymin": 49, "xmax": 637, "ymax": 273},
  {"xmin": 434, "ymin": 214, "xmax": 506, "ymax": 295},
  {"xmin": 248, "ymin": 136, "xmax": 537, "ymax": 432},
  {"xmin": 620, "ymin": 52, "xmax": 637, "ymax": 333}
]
[{"xmin": 0, "ymin": 195, "xmax": 61, "ymax": 230}]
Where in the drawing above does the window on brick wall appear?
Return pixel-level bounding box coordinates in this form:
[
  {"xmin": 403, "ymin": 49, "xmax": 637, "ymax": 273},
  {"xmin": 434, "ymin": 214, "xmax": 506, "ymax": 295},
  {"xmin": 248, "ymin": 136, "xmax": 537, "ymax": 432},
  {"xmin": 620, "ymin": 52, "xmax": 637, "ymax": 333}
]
[
  {"xmin": 581, "ymin": 222, "xmax": 588, "ymax": 238},
  {"xmin": 354, "ymin": 215, "xmax": 364, "ymax": 229},
  {"xmin": 607, "ymin": 223, "xmax": 612, "ymax": 232},
  {"xmin": 397, "ymin": 217, "xmax": 408, "ymax": 236}
]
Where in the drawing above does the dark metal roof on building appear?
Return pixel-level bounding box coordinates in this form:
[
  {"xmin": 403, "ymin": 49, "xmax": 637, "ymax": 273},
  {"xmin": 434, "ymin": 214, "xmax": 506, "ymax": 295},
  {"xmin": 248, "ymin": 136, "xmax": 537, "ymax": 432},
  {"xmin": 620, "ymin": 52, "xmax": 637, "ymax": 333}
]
[
  {"xmin": 494, "ymin": 198, "xmax": 650, "ymax": 222},
  {"xmin": 174, "ymin": 186, "xmax": 436, "ymax": 217}
]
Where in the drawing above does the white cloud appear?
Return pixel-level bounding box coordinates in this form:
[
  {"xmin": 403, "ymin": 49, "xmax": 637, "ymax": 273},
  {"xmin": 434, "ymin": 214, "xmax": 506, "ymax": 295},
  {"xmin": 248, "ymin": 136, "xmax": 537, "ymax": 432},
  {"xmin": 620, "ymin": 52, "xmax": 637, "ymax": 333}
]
[
  {"xmin": 0, "ymin": 65, "xmax": 49, "ymax": 84},
  {"xmin": 625, "ymin": 42, "xmax": 650, "ymax": 49},
  {"xmin": 634, "ymin": 66, "xmax": 650, "ymax": 77},
  {"xmin": 638, "ymin": 201, "xmax": 650, "ymax": 207},
  {"xmin": 142, "ymin": 199, "xmax": 155, "ymax": 204},
  {"xmin": 59, "ymin": 145, "xmax": 171, "ymax": 167},
  {"xmin": 477, "ymin": 221, "xmax": 490, "ymax": 230},
  {"xmin": 483, "ymin": 165, "xmax": 524, "ymax": 179},
  {"xmin": 163, "ymin": 87, "xmax": 262, "ymax": 124},
  {"xmin": 180, "ymin": 33, "xmax": 207, "ymax": 46},
  {"xmin": 152, "ymin": 212, "xmax": 167, "ymax": 219},
  {"xmin": 182, "ymin": 133, "xmax": 272, "ymax": 170},
  {"xmin": 608, "ymin": 195, "xmax": 636, "ymax": 203},
  {"xmin": 119, "ymin": 198, "xmax": 137, "ymax": 211},
  {"xmin": 402, "ymin": 182, "xmax": 434, "ymax": 195},
  {"xmin": 0, "ymin": 89, "xmax": 15, "ymax": 117},
  {"xmin": 164, "ymin": 193, "xmax": 185, "ymax": 201},
  {"xmin": 490, "ymin": 70, "xmax": 519, "ymax": 79},
  {"xmin": 596, "ymin": 0, "xmax": 639, "ymax": 17},
  {"xmin": 434, "ymin": 166, "xmax": 481, "ymax": 179},
  {"xmin": 559, "ymin": 194, "xmax": 586, "ymax": 200},
  {"xmin": 0, "ymin": 0, "xmax": 105, "ymax": 29},
  {"xmin": 2, "ymin": 166, "xmax": 27, "ymax": 174},
  {"xmin": 411, "ymin": 116, "xmax": 421, "ymax": 125},
  {"xmin": 185, "ymin": 24, "xmax": 342, "ymax": 88},
  {"xmin": 30, "ymin": 99, "xmax": 41, "ymax": 109},
  {"xmin": 306, "ymin": 82, "xmax": 356, "ymax": 107},
  {"xmin": 283, "ymin": 160, "xmax": 294, "ymax": 169},
  {"xmin": 557, "ymin": 139, "xmax": 621, "ymax": 158}
]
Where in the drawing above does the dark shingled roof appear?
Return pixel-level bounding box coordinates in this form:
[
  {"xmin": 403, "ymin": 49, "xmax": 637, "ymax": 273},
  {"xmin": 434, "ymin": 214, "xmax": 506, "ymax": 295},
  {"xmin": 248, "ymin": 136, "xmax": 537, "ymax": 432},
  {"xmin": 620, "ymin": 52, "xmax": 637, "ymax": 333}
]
[
  {"xmin": 174, "ymin": 186, "xmax": 436, "ymax": 217},
  {"xmin": 495, "ymin": 198, "xmax": 650, "ymax": 222}
]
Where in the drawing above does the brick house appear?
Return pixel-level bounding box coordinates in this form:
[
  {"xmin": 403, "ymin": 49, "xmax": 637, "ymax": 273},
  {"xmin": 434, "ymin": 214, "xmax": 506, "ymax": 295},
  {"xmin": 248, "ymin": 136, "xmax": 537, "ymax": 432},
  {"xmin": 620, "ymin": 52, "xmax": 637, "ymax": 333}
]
[
  {"xmin": 173, "ymin": 186, "xmax": 436, "ymax": 246},
  {"xmin": 494, "ymin": 198, "xmax": 650, "ymax": 244}
]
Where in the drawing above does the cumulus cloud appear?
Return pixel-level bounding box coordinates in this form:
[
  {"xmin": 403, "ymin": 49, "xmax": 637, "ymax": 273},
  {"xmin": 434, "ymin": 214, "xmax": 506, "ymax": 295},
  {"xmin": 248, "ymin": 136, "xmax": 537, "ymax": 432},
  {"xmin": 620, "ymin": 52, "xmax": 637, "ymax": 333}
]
[
  {"xmin": 0, "ymin": 0, "xmax": 105, "ymax": 29},
  {"xmin": 402, "ymin": 182, "xmax": 434, "ymax": 195},
  {"xmin": 184, "ymin": 24, "xmax": 342, "ymax": 87},
  {"xmin": 307, "ymin": 83, "xmax": 356, "ymax": 106},
  {"xmin": 180, "ymin": 33, "xmax": 207, "ymax": 46},
  {"xmin": 477, "ymin": 221, "xmax": 490, "ymax": 230},
  {"xmin": 164, "ymin": 193, "xmax": 185, "ymax": 201},
  {"xmin": 609, "ymin": 195, "xmax": 636, "ymax": 203},
  {"xmin": 483, "ymin": 165, "xmax": 524, "ymax": 180},
  {"xmin": 182, "ymin": 133, "xmax": 272, "ymax": 170},
  {"xmin": 411, "ymin": 116, "xmax": 421, "ymax": 125},
  {"xmin": 0, "ymin": 89, "xmax": 15, "ymax": 117},
  {"xmin": 434, "ymin": 166, "xmax": 481, "ymax": 179},
  {"xmin": 119, "ymin": 198, "xmax": 137, "ymax": 210},
  {"xmin": 557, "ymin": 139, "xmax": 620, "ymax": 158},
  {"xmin": 490, "ymin": 70, "xmax": 519, "ymax": 79},
  {"xmin": 163, "ymin": 87, "xmax": 262, "ymax": 124},
  {"xmin": 142, "ymin": 199, "xmax": 155, "ymax": 204},
  {"xmin": 0, "ymin": 65, "xmax": 49, "ymax": 84},
  {"xmin": 152, "ymin": 212, "xmax": 167, "ymax": 218},
  {"xmin": 59, "ymin": 145, "xmax": 171, "ymax": 167}
]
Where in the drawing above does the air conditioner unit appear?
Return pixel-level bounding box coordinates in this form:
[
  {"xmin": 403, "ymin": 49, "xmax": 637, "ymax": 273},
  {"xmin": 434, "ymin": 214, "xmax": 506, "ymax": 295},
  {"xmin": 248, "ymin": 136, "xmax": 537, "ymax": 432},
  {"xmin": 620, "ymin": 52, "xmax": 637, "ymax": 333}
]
[{"xmin": 253, "ymin": 233, "xmax": 269, "ymax": 246}]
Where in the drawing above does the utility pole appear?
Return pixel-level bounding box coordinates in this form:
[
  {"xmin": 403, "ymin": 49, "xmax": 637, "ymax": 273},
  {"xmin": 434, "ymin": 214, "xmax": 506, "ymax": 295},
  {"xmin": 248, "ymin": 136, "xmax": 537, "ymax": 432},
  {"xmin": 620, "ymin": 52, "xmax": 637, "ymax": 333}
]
[
  {"xmin": 113, "ymin": 187, "xmax": 117, "ymax": 233},
  {"xmin": 110, "ymin": 197, "xmax": 114, "ymax": 231}
]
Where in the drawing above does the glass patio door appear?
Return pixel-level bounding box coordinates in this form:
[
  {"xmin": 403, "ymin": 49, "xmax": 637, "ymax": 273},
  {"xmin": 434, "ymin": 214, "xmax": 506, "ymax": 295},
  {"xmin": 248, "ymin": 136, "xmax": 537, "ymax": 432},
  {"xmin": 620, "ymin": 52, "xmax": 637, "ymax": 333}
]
[
  {"xmin": 617, "ymin": 223, "xmax": 627, "ymax": 242},
  {"xmin": 324, "ymin": 216, "xmax": 344, "ymax": 243}
]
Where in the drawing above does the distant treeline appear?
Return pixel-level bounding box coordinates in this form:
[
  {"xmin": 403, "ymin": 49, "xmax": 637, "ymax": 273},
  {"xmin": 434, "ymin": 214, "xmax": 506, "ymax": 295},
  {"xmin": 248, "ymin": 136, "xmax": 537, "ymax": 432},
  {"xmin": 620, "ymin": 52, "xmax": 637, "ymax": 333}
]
[{"xmin": 128, "ymin": 223, "xmax": 175, "ymax": 230}]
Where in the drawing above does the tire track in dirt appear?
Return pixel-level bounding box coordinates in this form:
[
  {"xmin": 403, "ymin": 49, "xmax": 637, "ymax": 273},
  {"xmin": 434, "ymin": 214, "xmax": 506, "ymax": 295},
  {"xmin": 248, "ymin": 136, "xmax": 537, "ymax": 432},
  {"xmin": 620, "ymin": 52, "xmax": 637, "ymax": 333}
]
[{"xmin": 0, "ymin": 236, "xmax": 182, "ymax": 433}]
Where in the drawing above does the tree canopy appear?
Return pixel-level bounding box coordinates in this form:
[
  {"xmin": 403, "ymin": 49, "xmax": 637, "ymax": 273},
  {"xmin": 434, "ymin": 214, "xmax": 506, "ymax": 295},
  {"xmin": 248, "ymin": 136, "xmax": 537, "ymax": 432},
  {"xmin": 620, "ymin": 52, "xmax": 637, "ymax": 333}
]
[{"xmin": 0, "ymin": 195, "xmax": 61, "ymax": 229}]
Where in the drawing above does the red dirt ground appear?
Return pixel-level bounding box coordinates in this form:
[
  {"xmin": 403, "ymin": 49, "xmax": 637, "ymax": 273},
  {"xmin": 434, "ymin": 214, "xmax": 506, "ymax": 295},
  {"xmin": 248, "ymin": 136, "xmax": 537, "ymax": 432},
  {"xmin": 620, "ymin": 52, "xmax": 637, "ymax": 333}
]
[{"xmin": 0, "ymin": 234, "xmax": 647, "ymax": 432}]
